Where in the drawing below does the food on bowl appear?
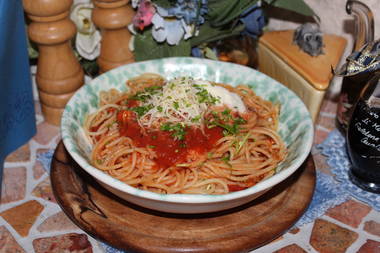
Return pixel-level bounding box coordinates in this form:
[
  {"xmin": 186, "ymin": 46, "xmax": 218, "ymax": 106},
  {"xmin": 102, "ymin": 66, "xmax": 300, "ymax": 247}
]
[
  {"xmin": 61, "ymin": 57, "xmax": 313, "ymax": 214},
  {"xmin": 83, "ymin": 73, "xmax": 287, "ymax": 195}
]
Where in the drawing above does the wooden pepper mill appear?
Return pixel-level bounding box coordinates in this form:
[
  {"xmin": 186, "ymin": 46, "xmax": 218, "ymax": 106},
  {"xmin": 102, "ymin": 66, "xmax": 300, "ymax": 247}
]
[
  {"xmin": 23, "ymin": 0, "xmax": 84, "ymax": 126},
  {"xmin": 92, "ymin": 0, "xmax": 135, "ymax": 73}
]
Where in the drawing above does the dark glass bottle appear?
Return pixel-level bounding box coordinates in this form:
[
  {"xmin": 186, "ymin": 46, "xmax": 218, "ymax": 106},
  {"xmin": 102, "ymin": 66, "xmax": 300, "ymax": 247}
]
[
  {"xmin": 336, "ymin": 0, "xmax": 374, "ymax": 134},
  {"xmin": 346, "ymin": 72, "xmax": 380, "ymax": 193}
]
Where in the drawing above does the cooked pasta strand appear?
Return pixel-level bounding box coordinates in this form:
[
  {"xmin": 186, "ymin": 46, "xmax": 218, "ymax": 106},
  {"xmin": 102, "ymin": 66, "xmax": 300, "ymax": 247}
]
[{"xmin": 84, "ymin": 74, "xmax": 287, "ymax": 194}]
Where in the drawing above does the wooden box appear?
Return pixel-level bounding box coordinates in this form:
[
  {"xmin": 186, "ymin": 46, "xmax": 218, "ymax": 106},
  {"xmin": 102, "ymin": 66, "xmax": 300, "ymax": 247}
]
[{"xmin": 257, "ymin": 30, "xmax": 347, "ymax": 122}]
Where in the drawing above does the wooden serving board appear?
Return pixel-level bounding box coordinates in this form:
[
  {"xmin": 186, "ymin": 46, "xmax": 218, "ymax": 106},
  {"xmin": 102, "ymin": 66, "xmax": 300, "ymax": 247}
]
[{"xmin": 51, "ymin": 141, "xmax": 316, "ymax": 253}]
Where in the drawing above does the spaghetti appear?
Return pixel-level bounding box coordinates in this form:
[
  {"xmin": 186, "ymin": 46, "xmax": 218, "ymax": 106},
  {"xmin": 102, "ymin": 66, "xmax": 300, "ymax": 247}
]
[{"xmin": 84, "ymin": 74, "xmax": 287, "ymax": 194}]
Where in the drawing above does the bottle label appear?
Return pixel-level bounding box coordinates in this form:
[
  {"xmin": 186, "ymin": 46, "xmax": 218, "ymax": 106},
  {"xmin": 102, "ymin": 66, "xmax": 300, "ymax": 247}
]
[{"xmin": 352, "ymin": 103, "xmax": 380, "ymax": 154}]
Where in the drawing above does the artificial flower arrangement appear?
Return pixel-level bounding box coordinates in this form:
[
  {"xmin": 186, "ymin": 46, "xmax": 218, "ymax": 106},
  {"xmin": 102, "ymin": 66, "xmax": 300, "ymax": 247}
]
[{"xmin": 28, "ymin": 0, "xmax": 315, "ymax": 77}]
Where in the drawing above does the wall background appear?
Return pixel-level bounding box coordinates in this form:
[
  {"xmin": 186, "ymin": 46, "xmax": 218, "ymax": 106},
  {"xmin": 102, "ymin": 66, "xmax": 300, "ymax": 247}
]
[{"xmin": 266, "ymin": 0, "xmax": 380, "ymax": 94}]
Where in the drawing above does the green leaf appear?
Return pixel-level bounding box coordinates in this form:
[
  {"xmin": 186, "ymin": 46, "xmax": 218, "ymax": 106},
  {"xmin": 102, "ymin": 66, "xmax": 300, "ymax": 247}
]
[
  {"xmin": 134, "ymin": 30, "xmax": 192, "ymax": 61},
  {"xmin": 203, "ymin": 47, "xmax": 218, "ymax": 60},
  {"xmin": 207, "ymin": 0, "xmax": 259, "ymax": 27},
  {"xmin": 80, "ymin": 59, "xmax": 99, "ymax": 78},
  {"xmin": 27, "ymin": 37, "xmax": 39, "ymax": 59},
  {"xmin": 151, "ymin": 0, "xmax": 174, "ymax": 8},
  {"xmin": 190, "ymin": 21, "xmax": 245, "ymax": 46},
  {"xmin": 263, "ymin": 0, "xmax": 315, "ymax": 17}
]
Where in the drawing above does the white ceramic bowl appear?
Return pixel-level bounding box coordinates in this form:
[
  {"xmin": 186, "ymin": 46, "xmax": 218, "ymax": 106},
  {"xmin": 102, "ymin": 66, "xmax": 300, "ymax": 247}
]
[{"xmin": 61, "ymin": 57, "xmax": 314, "ymax": 214}]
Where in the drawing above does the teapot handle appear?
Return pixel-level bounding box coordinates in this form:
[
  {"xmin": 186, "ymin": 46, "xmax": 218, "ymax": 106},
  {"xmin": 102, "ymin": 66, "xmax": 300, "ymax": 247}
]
[{"xmin": 346, "ymin": 0, "xmax": 374, "ymax": 52}]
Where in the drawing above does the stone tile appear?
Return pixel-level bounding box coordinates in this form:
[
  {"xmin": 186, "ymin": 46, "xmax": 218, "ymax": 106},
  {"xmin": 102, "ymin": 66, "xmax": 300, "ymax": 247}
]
[
  {"xmin": 357, "ymin": 239, "xmax": 380, "ymax": 253},
  {"xmin": 5, "ymin": 143, "xmax": 31, "ymax": 163},
  {"xmin": 0, "ymin": 226, "xmax": 26, "ymax": 253},
  {"xmin": 34, "ymin": 100, "xmax": 42, "ymax": 116},
  {"xmin": 316, "ymin": 115, "xmax": 336, "ymax": 132},
  {"xmin": 0, "ymin": 200, "xmax": 44, "ymax": 237},
  {"xmin": 288, "ymin": 227, "xmax": 300, "ymax": 234},
  {"xmin": 33, "ymin": 233, "xmax": 93, "ymax": 253},
  {"xmin": 312, "ymin": 153, "xmax": 332, "ymax": 175},
  {"xmin": 55, "ymin": 137, "xmax": 62, "ymax": 145},
  {"xmin": 37, "ymin": 211, "xmax": 78, "ymax": 232},
  {"xmin": 326, "ymin": 199, "xmax": 371, "ymax": 228},
  {"xmin": 310, "ymin": 218, "xmax": 358, "ymax": 253},
  {"xmin": 35, "ymin": 148, "xmax": 52, "ymax": 175},
  {"xmin": 319, "ymin": 99, "xmax": 338, "ymax": 115},
  {"xmin": 1, "ymin": 167, "xmax": 26, "ymax": 204},
  {"xmin": 269, "ymin": 235, "xmax": 284, "ymax": 244},
  {"xmin": 33, "ymin": 121, "xmax": 59, "ymax": 145},
  {"xmin": 273, "ymin": 243, "xmax": 307, "ymax": 253},
  {"xmin": 364, "ymin": 220, "xmax": 380, "ymax": 237},
  {"xmin": 314, "ymin": 128, "xmax": 329, "ymax": 145},
  {"xmin": 37, "ymin": 148, "xmax": 51, "ymax": 156},
  {"xmin": 32, "ymin": 177, "xmax": 57, "ymax": 203},
  {"xmin": 33, "ymin": 160, "xmax": 46, "ymax": 180}
]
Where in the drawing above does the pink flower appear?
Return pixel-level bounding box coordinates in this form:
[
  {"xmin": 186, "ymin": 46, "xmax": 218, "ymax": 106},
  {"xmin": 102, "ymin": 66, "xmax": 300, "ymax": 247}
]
[{"xmin": 133, "ymin": 0, "xmax": 156, "ymax": 31}]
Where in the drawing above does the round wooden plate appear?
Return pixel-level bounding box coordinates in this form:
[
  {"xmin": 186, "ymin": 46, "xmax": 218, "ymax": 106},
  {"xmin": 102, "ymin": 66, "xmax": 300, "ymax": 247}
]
[{"xmin": 51, "ymin": 141, "xmax": 316, "ymax": 253}]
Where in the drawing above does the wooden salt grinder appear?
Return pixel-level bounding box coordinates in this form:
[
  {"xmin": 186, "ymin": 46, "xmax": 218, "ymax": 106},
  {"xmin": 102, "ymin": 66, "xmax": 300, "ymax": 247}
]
[
  {"xmin": 23, "ymin": 0, "xmax": 84, "ymax": 126},
  {"xmin": 92, "ymin": 0, "xmax": 135, "ymax": 73}
]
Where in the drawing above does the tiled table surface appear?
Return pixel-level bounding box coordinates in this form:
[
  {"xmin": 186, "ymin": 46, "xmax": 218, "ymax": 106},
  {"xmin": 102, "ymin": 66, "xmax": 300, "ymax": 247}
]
[{"xmin": 1, "ymin": 92, "xmax": 380, "ymax": 253}]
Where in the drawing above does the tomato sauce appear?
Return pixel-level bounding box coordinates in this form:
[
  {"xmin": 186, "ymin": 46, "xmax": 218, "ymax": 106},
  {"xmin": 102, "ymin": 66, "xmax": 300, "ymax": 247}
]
[
  {"xmin": 117, "ymin": 110, "xmax": 224, "ymax": 169},
  {"xmin": 227, "ymin": 184, "xmax": 247, "ymax": 192}
]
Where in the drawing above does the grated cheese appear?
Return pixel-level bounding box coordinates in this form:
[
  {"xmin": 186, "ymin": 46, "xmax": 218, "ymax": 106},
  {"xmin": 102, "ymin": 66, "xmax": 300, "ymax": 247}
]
[
  {"xmin": 137, "ymin": 76, "xmax": 246, "ymax": 128},
  {"xmin": 193, "ymin": 79, "xmax": 247, "ymax": 113}
]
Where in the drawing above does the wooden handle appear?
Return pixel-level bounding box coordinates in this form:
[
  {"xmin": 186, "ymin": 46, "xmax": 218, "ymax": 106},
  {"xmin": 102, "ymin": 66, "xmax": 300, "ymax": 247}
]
[
  {"xmin": 23, "ymin": 0, "xmax": 84, "ymax": 125},
  {"xmin": 92, "ymin": 0, "xmax": 135, "ymax": 73}
]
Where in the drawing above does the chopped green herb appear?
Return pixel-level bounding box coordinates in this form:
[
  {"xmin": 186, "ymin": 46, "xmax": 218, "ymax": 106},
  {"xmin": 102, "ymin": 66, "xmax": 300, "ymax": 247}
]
[
  {"xmin": 207, "ymin": 112, "xmax": 247, "ymax": 136},
  {"xmin": 144, "ymin": 85, "xmax": 162, "ymax": 93},
  {"xmin": 221, "ymin": 154, "xmax": 231, "ymax": 163},
  {"xmin": 131, "ymin": 104, "xmax": 154, "ymax": 117},
  {"xmin": 129, "ymin": 86, "xmax": 162, "ymax": 102},
  {"xmin": 192, "ymin": 84, "xmax": 221, "ymax": 105},
  {"xmin": 210, "ymin": 120, "xmax": 238, "ymax": 135},
  {"xmin": 160, "ymin": 123, "xmax": 171, "ymax": 131},
  {"xmin": 106, "ymin": 120, "xmax": 117, "ymax": 128},
  {"xmin": 191, "ymin": 115, "xmax": 201, "ymax": 123},
  {"xmin": 173, "ymin": 101, "xmax": 179, "ymax": 110},
  {"xmin": 234, "ymin": 117, "xmax": 247, "ymax": 125},
  {"xmin": 130, "ymin": 93, "xmax": 150, "ymax": 102},
  {"xmin": 160, "ymin": 122, "xmax": 186, "ymax": 140},
  {"xmin": 234, "ymin": 132, "xmax": 251, "ymax": 155},
  {"xmin": 222, "ymin": 108, "xmax": 231, "ymax": 116}
]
